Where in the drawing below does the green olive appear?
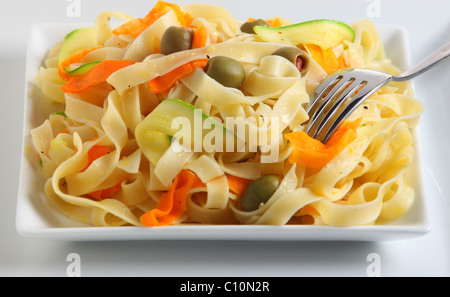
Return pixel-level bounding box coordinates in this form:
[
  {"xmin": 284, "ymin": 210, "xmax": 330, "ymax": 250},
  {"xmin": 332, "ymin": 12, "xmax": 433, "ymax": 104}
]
[
  {"xmin": 239, "ymin": 175, "xmax": 280, "ymax": 211},
  {"xmin": 271, "ymin": 46, "xmax": 311, "ymax": 76},
  {"xmin": 205, "ymin": 56, "xmax": 246, "ymax": 89},
  {"xmin": 160, "ymin": 26, "xmax": 194, "ymax": 55},
  {"xmin": 240, "ymin": 19, "xmax": 271, "ymax": 34}
]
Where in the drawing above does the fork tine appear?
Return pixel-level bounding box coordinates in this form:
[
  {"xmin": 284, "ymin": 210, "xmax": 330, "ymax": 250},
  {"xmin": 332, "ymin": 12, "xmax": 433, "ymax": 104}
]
[
  {"xmin": 304, "ymin": 68, "xmax": 394, "ymax": 143},
  {"xmin": 306, "ymin": 78, "xmax": 365, "ymax": 140},
  {"xmin": 313, "ymin": 79, "xmax": 388, "ymax": 143},
  {"xmin": 307, "ymin": 69, "xmax": 355, "ymax": 117},
  {"xmin": 308, "ymin": 76, "xmax": 352, "ymax": 120},
  {"xmin": 306, "ymin": 74, "xmax": 344, "ymax": 117}
]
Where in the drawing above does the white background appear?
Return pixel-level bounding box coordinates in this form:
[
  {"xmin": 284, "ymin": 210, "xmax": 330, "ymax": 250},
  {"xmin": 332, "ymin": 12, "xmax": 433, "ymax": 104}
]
[{"xmin": 2, "ymin": 0, "xmax": 450, "ymax": 276}]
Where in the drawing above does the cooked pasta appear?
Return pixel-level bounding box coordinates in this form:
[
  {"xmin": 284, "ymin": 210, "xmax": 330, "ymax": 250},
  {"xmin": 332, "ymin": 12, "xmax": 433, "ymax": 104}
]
[{"xmin": 30, "ymin": 1, "xmax": 423, "ymax": 227}]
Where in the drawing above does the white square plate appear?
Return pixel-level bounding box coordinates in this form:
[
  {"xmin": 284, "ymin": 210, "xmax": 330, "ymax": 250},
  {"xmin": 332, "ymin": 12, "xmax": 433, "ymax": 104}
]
[{"xmin": 16, "ymin": 23, "xmax": 431, "ymax": 241}]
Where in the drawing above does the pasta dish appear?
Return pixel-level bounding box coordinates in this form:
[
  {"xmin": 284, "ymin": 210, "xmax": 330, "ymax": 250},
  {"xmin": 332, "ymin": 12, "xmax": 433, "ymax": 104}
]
[{"xmin": 30, "ymin": 1, "xmax": 423, "ymax": 227}]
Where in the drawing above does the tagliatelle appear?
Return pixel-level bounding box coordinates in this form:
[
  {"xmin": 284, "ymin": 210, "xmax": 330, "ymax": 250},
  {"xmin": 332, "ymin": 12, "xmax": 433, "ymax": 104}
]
[{"xmin": 30, "ymin": 1, "xmax": 423, "ymax": 228}]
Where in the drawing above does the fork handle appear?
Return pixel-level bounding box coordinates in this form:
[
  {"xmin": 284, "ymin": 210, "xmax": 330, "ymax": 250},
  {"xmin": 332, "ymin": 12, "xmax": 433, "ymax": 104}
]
[{"xmin": 393, "ymin": 41, "xmax": 450, "ymax": 82}]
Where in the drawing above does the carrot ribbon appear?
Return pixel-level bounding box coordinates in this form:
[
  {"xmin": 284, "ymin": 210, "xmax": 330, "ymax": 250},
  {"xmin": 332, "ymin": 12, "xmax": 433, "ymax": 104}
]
[
  {"xmin": 140, "ymin": 170, "xmax": 254, "ymax": 226},
  {"xmin": 88, "ymin": 183, "xmax": 122, "ymax": 200},
  {"xmin": 113, "ymin": 1, "xmax": 194, "ymax": 38},
  {"xmin": 246, "ymin": 17, "xmax": 283, "ymax": 28},
  {"xmin": 58, "ymin": 47, "xmax": 101, "ymax": 81},
  {"xmin": 149, "ymin": 58, "xmax": 209, "ymax": 94},
  {"xmin": 81, "ymin": 144, "xmax": 122, "ymax": 200},
  {"xmin": 285, "ymin": 118, "xmax": 362, "ymax": 168},
  {"xmin": 191, "ymin": 25, "xmax": 208, "ymax": 49},
  {"xmin": 140, "ymin": 169, "xmax": 203, "ymax": 227},
  {"xmin": 305, "ymin": 44, "xmax": 348, "ymax": 75},
  {"xmin": 82, "ymin": 145, "xmax": 112, "ymax": 171},
  {"xmin": 61, "ymin": 59, "xmax": 136, "ymax": 94},
  {"xmin": 226, "ymin": 174, "xmax": 252, "ymax": 197}
]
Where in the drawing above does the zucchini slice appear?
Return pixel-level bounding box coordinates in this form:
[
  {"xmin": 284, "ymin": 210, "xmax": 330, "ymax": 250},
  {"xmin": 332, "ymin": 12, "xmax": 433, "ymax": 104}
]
[
  {"xmin": 254, "ymin": 19, "xmax": 355, "ymax": 49},
  {"xmin": 58, "ymin": 27, "xmax": 98, "ymax": 65},
  {"xmin": 135, "ymin": 99, "xmax": 240, "ymax": 166}
]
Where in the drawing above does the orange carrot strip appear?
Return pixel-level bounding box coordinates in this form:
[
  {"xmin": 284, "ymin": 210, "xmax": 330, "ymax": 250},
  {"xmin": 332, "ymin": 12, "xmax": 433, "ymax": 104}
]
[
  {"xmin": 61, "ymin": 60, "xmax": 136, "ymax": 94},
  {"xmin": 295, "ymin": 205, "xmax": 320, "ymax": 216},
  {"xmin": 226, "ymin": 174, "xmax": 252, "ymax": 197},
  {"xmin": 57, "ymin": 128, "xmax": 69, "ymax": 135},
  {"xmin": 191, "ymin": 175, "xmax": 206, "ymax": 189},
  {"xmin": 267, "ymin": 17, "xmax": 282, "ymax": 27},
  {"xmin": 82, "ymin": 145, "xmax": 112, "ymax": 172},
  {"xmin": 285, "ymin": 118, "xmax": 361, "ymax": 168},
  {"xmin": 191, "ymin": 25, "xmax": 208, "ymax": 49},
  {"xmin": 338, "ymin": 52, "xmax": 348, "ymax": 69},
  {"xmin": 113, "ymin": 1, "xmax": 169, "ymax": 37},
  {"xmin": 58, "ymin": 47, "xmax": 101, "ymax": 81},
  {"xmin": 140, "ymin": 169, "xmax": 200, "ymax": 227},
  {"xmin": 75, "ymin": 82, "xmax": 114, "ymax": 107},
  {"xmin": 305, "ymin": 44, "xmax": 342, "ymax": 75},
  {"xmin": 167, "ymin": 2, "xmax": 194, "ymax": 27},
  {"xmin": 246, "ymin": 17, "xmax": 282, "ymax": 27},
  {"xmin": 83, "ymin": 142, "xmax": 123, "ymax": 199},
  {"xmin": 113, "ymin": 1, "xmax": 193, "ymax": 37},
  {"xmin": 324, "ymin": 118, "xmax": 362, "ymax": 147},
  {"xmin": 88, "ymin": 183, "xmax": 122, "ymax": 200},
  {"xmin": 149, "ymin": 59, "xmax": 208, "ymax": 94}
]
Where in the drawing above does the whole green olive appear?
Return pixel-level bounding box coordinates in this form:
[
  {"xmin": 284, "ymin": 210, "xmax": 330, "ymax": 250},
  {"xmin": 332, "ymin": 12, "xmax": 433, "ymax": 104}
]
[
  {"xmin": 239, "ymin": 175, "xmax": 280, "ymax": 211},
  {"xmin": 271, "ymin": 46, "xmax": 311, "ymax": 76},
  {"xmin": 160, "ymin": 26, "xmax": 194, "ymax": 55},
  {"xmin": 240, "ymin": 19, "xmax": 271, "ymax": 34},
  {"xmin": 205, "ymin": 56, "xmax": 246, "ymax": 89}
]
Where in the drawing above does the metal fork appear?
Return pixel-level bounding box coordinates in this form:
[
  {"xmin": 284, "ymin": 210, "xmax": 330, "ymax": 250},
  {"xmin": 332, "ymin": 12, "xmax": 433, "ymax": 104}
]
[{"xmin": 306, "ymin": 41, "xmax": 450, "ymax": 143}]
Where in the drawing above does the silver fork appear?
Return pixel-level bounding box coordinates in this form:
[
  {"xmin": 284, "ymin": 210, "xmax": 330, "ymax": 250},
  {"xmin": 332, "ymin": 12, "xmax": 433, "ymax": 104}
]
[{"xmin": 306, "ymin": 41, "xmax": 450, "ymax": 143}]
